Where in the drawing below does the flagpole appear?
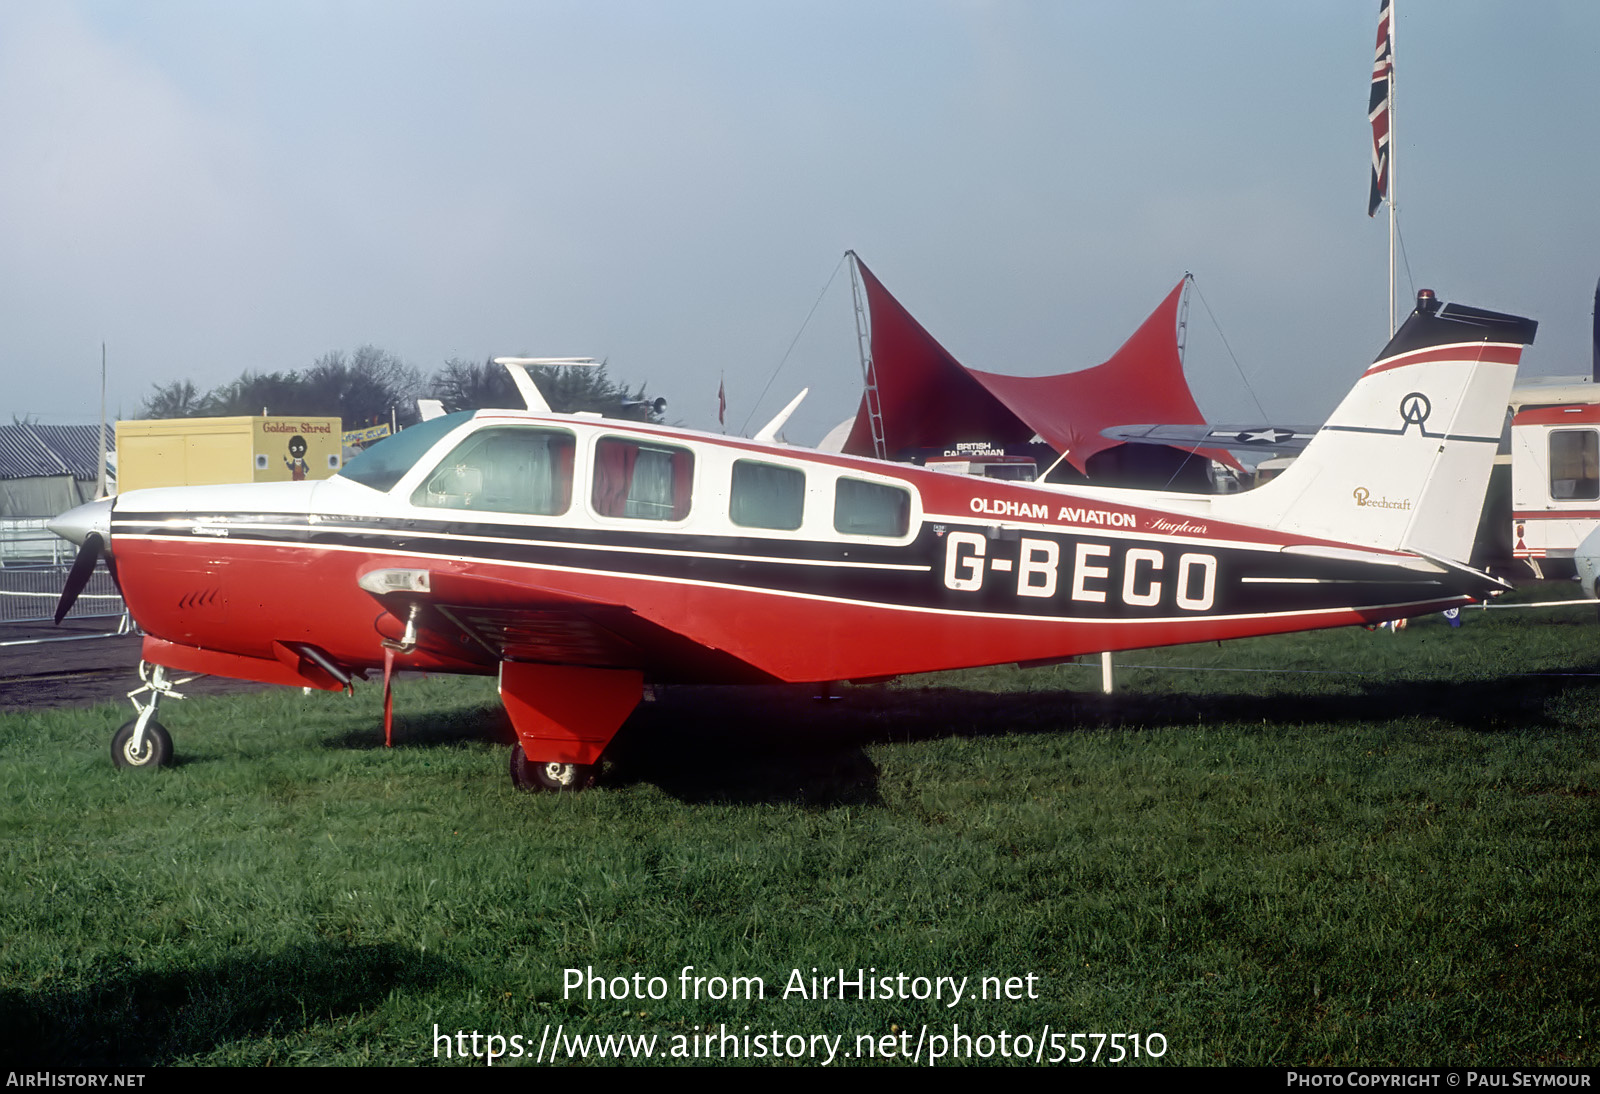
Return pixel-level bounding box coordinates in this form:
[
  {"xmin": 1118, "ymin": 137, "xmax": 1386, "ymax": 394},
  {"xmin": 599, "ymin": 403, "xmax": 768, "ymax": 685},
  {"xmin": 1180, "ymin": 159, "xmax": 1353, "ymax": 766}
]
[
  {"xmin": 96, "ymin": 342, "xmax": 108, "ymax": 500},
  {"xmin": 1388, "ymin": 0, "xmax": 1397, "ymax": 337},
  {"xmin": 1368, "ymin": 0, "xmax": 1396, "ymax": 335}
]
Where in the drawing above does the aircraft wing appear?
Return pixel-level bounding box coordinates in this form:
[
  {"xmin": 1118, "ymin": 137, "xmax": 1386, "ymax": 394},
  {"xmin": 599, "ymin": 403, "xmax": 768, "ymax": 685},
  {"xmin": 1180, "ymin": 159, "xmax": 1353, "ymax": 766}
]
[
  {"xmin": 1103, "ymin": 423, "xmax": 1316, "ymax": 454},
  {"xmin": 357, "ymin": 567, "xmax": 772, "ymax": 682}
]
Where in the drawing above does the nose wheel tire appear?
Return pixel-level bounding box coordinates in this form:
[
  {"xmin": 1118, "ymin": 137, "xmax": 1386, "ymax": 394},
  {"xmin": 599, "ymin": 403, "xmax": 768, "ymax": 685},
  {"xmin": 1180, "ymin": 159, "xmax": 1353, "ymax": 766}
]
[
  {"xmin": 111, "ymin": 720, "xmax": 174, "ymax": 770},
  {"xmin": 509, "ymin": 744, "xmax": 597, "ymax": 792}
]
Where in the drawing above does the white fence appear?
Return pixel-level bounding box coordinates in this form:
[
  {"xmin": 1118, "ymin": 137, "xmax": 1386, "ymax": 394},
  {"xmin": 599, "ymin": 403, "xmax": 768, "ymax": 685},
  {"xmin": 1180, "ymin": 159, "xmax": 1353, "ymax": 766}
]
[
  {"xmin": 0, "ymin": 564, "xmax": 125, "ymax": 624},
  {"xmin": 0, "ymin": 520, "xmax": 73, "ymax": 566}
]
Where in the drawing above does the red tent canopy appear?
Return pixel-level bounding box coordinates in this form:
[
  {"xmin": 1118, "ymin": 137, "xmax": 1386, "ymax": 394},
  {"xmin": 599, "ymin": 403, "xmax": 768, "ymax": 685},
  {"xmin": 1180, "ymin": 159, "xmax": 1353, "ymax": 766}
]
[
  {"xmin": 842, "ymin": 257, "xmax": 1236, "ymax": 475},
  {"xmin": 841, "ymin": 260, "xmax": 1030, "ymax": 457}
]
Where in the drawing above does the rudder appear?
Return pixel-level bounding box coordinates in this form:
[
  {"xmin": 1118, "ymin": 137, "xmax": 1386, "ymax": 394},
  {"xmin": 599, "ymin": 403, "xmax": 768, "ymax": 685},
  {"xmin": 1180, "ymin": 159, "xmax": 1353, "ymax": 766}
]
[{"xmin": 1215, "ymin": 292, "xmax": 1537, "ymax": 561}]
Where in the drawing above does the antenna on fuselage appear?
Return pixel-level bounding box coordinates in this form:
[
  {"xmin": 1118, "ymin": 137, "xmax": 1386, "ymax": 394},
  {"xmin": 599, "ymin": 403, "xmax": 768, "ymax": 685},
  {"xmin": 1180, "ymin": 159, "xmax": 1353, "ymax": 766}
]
[{"xmin": 492, "ymin": 357, "xmax": 600, "ymax": 413}]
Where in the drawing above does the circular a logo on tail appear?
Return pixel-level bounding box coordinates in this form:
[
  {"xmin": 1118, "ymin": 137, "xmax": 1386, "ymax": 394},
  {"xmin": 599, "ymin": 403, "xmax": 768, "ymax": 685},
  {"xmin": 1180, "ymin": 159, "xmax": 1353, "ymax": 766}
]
[{"xmin": 1399, "ymin": 392, "xmax": 1431, "ymax": 433}]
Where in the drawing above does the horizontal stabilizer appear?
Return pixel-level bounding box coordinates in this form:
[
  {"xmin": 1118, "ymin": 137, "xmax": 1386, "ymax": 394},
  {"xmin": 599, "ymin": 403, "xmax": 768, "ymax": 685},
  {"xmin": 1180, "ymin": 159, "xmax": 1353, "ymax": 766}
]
[
  {"xmin": 1402, "ymin": 549, "xmax": 1514, "ymax": 598},
  {"xmin": 1104, "ymin": 423, "xmax": 1315, "ymax": 454}
]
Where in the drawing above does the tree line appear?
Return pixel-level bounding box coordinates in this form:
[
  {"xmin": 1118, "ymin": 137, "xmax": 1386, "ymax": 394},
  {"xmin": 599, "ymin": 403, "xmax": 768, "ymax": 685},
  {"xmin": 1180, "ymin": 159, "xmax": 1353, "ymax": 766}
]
[{"xmin": 140, "ymin": 348, "xmax": 666, "ymax": 427}]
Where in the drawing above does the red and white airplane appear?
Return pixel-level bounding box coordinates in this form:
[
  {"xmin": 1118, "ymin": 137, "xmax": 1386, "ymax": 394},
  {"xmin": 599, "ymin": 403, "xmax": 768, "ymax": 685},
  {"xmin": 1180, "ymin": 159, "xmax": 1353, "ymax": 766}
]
[{"xmin": 50, "ymin": 291, "xmax": 1536, "ymax": 791}]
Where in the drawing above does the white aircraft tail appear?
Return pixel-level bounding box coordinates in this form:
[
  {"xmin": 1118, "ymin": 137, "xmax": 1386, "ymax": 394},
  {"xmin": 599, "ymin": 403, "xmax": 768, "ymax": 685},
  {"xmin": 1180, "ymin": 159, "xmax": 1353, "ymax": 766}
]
[{"xmin": 1214, "ymin": 293, "xmax": 1537, "ymax": 562}]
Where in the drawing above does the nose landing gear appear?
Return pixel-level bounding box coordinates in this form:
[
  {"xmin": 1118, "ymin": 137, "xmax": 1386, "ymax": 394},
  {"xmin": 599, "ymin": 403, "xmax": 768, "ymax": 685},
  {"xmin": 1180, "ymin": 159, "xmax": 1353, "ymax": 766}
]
[{"xmin": 111, "ymin": 662, "xmax": 195, "ymax": 770}]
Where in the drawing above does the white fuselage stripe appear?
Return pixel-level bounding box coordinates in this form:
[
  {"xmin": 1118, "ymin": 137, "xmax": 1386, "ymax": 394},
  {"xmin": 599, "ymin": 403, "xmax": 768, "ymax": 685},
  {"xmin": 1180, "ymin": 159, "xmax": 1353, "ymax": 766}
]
[{"xmin": 113, "ymin": 523, "xmax": 932, "ymax": 573}]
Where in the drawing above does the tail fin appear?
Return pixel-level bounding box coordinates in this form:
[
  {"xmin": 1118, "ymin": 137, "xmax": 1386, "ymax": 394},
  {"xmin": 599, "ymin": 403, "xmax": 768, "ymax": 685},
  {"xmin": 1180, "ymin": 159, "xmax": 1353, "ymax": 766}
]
[{"xmin": 1215, "ymin": 292, "xmax": 1537, "ymax": 561}]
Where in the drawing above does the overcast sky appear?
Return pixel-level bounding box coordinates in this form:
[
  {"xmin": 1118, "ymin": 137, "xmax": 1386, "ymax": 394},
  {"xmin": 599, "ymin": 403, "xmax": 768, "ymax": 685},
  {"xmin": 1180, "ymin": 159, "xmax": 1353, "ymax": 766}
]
[{"xmin": 3, "ymin": 1, "xmax": 1597, "ymax": 444}]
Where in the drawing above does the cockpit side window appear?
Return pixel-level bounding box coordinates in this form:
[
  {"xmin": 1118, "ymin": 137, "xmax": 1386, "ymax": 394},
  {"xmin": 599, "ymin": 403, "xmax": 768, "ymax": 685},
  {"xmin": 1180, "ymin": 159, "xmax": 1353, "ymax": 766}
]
[
  {"xmin": 338, "ymin": 411, "xmax": 473, "ymax": 492},
  {"xmin": 593, "ymin": 437, "xmax": 693, "ymax": 521},
  {"xmin": 413, "ymin": 426, "xmax": 576, "ymax": 514}
]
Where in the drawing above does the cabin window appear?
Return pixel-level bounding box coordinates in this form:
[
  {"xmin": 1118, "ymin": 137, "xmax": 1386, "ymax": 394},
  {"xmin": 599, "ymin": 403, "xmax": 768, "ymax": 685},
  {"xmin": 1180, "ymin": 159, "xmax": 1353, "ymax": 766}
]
[
  {"xmin": 412, "ymin": 426, "xmax": 575, "ymax": 515},
  {"xmin": 1549, "ymin": 430, "xmax": 1599, "ymax": 501},
  {"xmin": 730, "ymin": 460, "xmax": 805, "ymax": 530},
  {"xmin": 593, "ymin": 437, "xmax": 693, "ymax": 521},
  {"xmin": 833, "ymin": 477, "xmax": 910, "ymax": 537}
]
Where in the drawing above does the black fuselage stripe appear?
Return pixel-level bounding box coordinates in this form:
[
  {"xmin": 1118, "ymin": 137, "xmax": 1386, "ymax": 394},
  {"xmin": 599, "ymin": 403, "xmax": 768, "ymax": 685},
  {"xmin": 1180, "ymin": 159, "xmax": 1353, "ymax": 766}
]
[{"xmin": 113, "ymin": 512, "xmax": 1470, "ymax": 623}]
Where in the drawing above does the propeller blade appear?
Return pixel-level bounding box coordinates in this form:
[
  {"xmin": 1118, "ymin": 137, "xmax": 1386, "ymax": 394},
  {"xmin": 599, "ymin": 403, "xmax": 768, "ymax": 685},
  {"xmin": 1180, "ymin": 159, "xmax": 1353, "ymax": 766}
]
[{"xmin": 54, "ymin": 531, "xmax": 104, "ymax": 624}]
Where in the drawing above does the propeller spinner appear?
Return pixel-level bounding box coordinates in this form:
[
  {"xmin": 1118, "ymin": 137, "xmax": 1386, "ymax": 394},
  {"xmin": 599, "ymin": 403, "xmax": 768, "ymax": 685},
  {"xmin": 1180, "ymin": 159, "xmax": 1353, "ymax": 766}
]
[{"xmin": 46, "ymin": 498, "xmax": 113, "ymax": 624}]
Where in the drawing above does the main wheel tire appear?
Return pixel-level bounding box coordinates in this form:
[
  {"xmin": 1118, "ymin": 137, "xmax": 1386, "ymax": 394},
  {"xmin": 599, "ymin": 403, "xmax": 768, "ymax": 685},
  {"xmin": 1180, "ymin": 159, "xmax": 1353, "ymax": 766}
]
[
  {"xmin": 110, "ymin": 720, "xmax": 173, "ymax": 770},
  {"xmin": 508, "ymin": 744, "xmax": 597, "ymax": 792}
]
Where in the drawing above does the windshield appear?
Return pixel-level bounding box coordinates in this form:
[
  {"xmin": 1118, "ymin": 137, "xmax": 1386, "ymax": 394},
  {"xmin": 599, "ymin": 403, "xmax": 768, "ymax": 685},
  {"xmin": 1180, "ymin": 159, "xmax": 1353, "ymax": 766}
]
[{"xmin": 337, "ymin": 412, "xmax": 473, "ymax": 492}]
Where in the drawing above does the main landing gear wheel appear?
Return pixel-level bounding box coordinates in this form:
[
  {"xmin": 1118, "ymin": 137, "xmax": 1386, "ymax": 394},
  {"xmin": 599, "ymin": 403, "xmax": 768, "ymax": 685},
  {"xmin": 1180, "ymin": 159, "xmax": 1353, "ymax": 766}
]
[
  {"xmin": 508, "ymin": 744, "xmax": 597, "ymax": 792},
  {"xmin": 111, "ymin": 720, "xmax": 174, "ymax": 770}
]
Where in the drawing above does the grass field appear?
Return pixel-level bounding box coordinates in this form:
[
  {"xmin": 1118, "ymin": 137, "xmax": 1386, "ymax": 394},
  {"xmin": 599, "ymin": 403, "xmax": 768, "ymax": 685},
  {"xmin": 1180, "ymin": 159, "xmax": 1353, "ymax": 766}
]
[{"xmin": 2, "ymin": 595, "xmax": 1598, "ymax": 1067}]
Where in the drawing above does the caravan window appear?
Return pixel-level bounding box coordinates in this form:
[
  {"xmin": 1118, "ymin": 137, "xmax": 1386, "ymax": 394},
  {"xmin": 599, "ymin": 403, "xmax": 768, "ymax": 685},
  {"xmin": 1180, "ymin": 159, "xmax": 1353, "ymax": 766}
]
[
  {"xmin": 1549, "ymin": 430, "xmax": 1599, "ymax": 500},
  {"xmin": 592, "ymin": 437, "xmax": 694, "ymax": 521},
  {"xmin": 413, "ymin": 426, "xmax": 575, "ymax": 514},
  {"xmin": 833, "ymin": 477, "xmax": 910, "ymax": 537},
  {"xmin": 730, "ymin": 461, "xmax": 805, "ymax": 530}
]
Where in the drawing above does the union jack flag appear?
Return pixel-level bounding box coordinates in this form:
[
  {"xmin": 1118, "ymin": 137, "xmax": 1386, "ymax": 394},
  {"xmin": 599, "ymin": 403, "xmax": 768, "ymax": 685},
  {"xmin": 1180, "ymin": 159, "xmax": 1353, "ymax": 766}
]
[{"xmin": 1367, "ymin": 0, "xmax": 1393, "ymax": 217}]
